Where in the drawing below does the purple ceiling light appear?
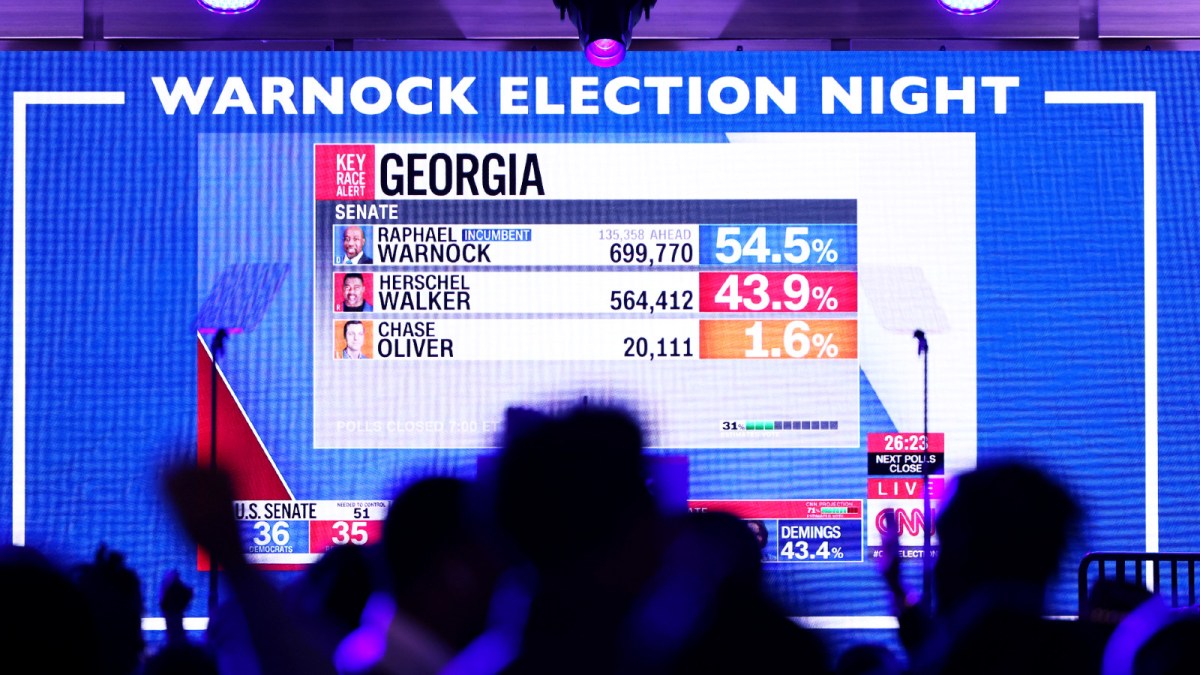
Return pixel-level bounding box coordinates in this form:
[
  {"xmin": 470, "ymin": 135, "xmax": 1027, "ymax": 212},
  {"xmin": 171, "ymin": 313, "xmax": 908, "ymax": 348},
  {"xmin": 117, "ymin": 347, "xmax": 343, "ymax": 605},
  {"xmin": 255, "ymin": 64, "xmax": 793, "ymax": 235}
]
[
  {"xmin": 585, "ymin": 38, "xmax": 626, "ymax": 68},
  {"xmin": 937, "ymin": 0, "xmax": 1000, "ymax": 15},
  {"xmin": 196, "ymin": 0, "xmax": 261, "ymax": 14},
  {"xmin": 556, "ymin": 1, "xmax": 656, "ymax": 68}
]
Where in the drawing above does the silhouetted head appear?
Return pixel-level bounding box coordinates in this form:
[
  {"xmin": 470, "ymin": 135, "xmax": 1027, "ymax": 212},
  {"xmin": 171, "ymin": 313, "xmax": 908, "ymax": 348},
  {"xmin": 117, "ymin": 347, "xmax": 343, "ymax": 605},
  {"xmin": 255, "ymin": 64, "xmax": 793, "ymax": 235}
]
[
  {"xmin": 143, "ymin": 643, "xmax": 219, "ymax": 675},
  {"xmin": 1084, "ymin": 577, "xmax": 1155, "ymax": 629},
  {"xmin": 383, "ymin": 476, "xmax": 502, "ymax": 650},
  {"xmin": 0, "ymin": 545, "xmax": 102, "ymax": 671},
  {"xmin": 288, "ymin": 542, "xmax": 377, "ymax": 643},
  {"xmin": 835, "ymin": 642, "xmax": 903, "ymax": 675},
  {"xmin": 934, "ymin": 460, "xmax": 1080, "ymax": 613},
  {"xmin": 494, "ymin": 404, "xmax": 655, "ymax": 568},
  {"xmin": 386, "ymin": 477, "xmax": 470, "ymax": 592},
  {"xmin": 633, "ymin": 510, "xmax": 831, "ymax": 673},
  {"xmin": 1134, "ymin": 614, "xmax": 1200, "ymax": 675},
  {"xmin": 72, "ymin": 544, "xmax": 145, "ymax": 675}
]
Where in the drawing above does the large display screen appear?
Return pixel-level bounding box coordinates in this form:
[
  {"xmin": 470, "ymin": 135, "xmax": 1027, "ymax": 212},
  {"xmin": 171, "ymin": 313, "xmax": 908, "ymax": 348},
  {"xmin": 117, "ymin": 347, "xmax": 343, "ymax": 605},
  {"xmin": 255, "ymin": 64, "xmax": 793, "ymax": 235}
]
[{"xmin": 4, "ymin": 52, "xmax": 1195, "ymax": 643}]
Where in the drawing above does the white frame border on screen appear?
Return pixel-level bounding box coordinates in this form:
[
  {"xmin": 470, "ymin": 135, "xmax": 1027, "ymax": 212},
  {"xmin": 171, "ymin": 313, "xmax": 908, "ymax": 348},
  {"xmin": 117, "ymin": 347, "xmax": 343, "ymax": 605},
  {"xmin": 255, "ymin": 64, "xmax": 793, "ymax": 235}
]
[
  {"xmin": 1043, "ymin": 90, "xmax": 1159, "ymax": 556},
  {"xmin": 11, "ymin": 90, "xmax": 126, "ymax": 550},
  {"xmin": 10, "ymin": 87, "xmax": 1160, "ymax": 631}
]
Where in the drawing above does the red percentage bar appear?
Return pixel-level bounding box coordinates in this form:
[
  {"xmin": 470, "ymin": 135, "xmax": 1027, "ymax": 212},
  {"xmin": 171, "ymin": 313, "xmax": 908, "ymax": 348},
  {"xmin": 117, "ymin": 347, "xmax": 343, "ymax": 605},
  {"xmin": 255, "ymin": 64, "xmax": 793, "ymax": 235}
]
[
  {"xmin": 698, "ymin": 271, "xmax": 857, "ymax": 313},
  {"xmin": 309, "ymin": 520, "xmax": 383, "ymax": 553}
]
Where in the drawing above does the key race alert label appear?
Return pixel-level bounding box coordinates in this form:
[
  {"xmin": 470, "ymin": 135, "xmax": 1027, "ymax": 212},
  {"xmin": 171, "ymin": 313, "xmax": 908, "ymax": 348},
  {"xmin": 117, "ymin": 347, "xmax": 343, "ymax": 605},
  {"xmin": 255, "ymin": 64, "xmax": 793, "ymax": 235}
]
[{"xmin": 316, "ymin": 145, "xmax": 375, "ymax": 200}]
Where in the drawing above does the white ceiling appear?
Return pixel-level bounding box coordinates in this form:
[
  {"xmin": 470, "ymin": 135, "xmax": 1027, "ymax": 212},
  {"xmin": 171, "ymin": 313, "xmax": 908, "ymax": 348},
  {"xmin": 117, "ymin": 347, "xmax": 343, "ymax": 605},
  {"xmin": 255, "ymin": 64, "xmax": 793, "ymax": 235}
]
[{"xmin": 3, "ymin": 0, "xmax": 1200, "ymax": 47}]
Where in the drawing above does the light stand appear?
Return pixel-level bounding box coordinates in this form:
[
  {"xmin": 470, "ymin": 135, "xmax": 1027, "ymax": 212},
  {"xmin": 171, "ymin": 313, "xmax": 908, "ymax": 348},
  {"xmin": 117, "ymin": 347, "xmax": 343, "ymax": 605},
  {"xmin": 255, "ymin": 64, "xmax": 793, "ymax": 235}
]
[
  {"xmin": 913, "ymin": 329, "xmax": 932, "ymax": 613},
  {"xmin": 207, "ymin": 328, "xmax": 228, "ymax": 618}
]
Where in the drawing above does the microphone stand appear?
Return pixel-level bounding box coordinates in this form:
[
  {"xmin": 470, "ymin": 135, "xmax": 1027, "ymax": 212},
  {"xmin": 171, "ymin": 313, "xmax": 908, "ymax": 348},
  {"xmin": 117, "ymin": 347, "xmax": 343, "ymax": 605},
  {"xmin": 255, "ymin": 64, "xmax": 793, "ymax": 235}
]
[
  {"xmin": 208, "ymin": 328, "xmax": 227, "ymax": 618},
  {"xmin": 913, "ymin": 329, "xmax": 932, "ymax": 614}
]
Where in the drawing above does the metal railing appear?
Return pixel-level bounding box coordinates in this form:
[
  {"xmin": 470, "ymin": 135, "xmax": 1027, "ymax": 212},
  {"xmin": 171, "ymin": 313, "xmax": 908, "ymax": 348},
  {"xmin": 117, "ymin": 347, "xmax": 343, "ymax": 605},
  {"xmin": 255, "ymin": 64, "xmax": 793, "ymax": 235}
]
[{"xmin": 1079, "ymin": 552, "xmax": 1200, "ymax": 614}]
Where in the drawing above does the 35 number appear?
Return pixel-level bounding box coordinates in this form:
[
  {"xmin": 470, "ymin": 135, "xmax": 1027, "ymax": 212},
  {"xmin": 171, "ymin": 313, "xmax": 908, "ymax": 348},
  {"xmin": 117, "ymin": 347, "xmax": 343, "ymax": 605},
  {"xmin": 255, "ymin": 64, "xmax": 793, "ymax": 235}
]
[{"xmin": 332, "ymin": 521, "xmax": 369, "ymax": 545}]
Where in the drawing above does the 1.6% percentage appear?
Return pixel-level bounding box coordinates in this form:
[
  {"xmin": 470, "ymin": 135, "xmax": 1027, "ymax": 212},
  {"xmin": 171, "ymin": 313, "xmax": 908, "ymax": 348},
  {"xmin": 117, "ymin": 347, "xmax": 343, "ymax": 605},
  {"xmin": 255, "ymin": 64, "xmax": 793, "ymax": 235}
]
[{"xmin": 744, "ymin": 320, "xmax": 840, "ymax": 358}]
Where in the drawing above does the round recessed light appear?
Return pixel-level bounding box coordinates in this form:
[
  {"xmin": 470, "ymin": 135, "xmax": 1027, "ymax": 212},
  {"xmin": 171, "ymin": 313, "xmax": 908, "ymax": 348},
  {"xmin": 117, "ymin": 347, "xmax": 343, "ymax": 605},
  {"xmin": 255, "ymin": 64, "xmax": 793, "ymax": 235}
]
[
  {"xmin": 585, "ymin": 38, "xmax": 626, "ymax": 68},
  {"xmin": 196, "ymin": 0, "xmax": 261, "ymax": 15},
  {"xmin": 937, "ymin": 0, "xmax": 1000, "ymax": 15}
]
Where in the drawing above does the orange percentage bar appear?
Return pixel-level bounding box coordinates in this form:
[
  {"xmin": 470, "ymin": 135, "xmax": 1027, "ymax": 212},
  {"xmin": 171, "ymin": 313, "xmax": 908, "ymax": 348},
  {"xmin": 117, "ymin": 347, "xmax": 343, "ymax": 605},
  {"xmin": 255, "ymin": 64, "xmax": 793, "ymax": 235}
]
[{"xmin": 699, "ymin": 319, "xmax": 858, "ymax": 359}]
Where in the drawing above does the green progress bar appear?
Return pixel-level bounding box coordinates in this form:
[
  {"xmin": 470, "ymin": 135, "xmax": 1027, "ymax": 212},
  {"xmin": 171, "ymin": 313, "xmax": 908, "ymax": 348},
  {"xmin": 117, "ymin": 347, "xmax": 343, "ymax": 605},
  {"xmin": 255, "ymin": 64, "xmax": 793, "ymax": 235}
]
[
  {"xmin": 821, "ymin": 507, "xmax": 849, "ymax": 514},
  {"xmin": 743, "ymin": 420, "xmax": 839, "ymax": 430}
]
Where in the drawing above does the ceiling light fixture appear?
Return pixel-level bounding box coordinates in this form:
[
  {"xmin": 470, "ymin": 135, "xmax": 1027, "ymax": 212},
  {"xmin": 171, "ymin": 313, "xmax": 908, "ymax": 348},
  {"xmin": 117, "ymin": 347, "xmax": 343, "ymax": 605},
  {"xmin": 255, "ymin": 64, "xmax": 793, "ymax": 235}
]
[
  {"xmin": 554, "ymin": 0, "xmax": 657, "ymax": 68},
  {"xmin": 937, "ymin": 0, "xmax": 999, "ymax": 15},
  {"xmin": 197, "ymin": 0, "xmax": 261, "ymax": 15}
]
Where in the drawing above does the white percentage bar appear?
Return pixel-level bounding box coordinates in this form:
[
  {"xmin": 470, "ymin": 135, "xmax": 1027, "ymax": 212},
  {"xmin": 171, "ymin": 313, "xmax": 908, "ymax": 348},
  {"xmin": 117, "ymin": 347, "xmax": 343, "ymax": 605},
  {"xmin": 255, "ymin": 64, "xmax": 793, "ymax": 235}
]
[
  {"xmin": 360, "ymin": 318, "xmax": 700, "ymax": 361},
  {"xmin": 361, "ymin": 271, "xmax": 698, "ymax": 314},
  {"xmin": 366, "ymin": 224, "xmax": 699, "ymax": 267}
]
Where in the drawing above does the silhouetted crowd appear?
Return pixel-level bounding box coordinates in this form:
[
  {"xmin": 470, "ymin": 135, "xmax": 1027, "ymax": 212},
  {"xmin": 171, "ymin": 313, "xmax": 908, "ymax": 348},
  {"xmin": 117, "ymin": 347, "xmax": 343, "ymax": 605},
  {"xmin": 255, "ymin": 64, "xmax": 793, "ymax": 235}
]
[{"xmin": 2, "ymin": 403, "xmax": 1197, "ymax": 674}]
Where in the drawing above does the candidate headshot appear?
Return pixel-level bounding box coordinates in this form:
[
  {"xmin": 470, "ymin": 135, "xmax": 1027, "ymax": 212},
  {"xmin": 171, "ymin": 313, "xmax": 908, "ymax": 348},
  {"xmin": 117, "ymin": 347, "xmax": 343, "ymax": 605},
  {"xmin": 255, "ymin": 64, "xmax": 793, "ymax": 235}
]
[
  {"xmin": 336, "ymin": 320, "xmax": 373, "ymax": 359},
  {"xmin": 336, "ymin": 272, "xmax": 374, "ymax": 313},
  {"xmin": 747, "ymin": 519, "xmax": 777, "ymax": 562},
  {"xmin": 336, "ymin": 225, "xmax": 373, "ymax": 265}
]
